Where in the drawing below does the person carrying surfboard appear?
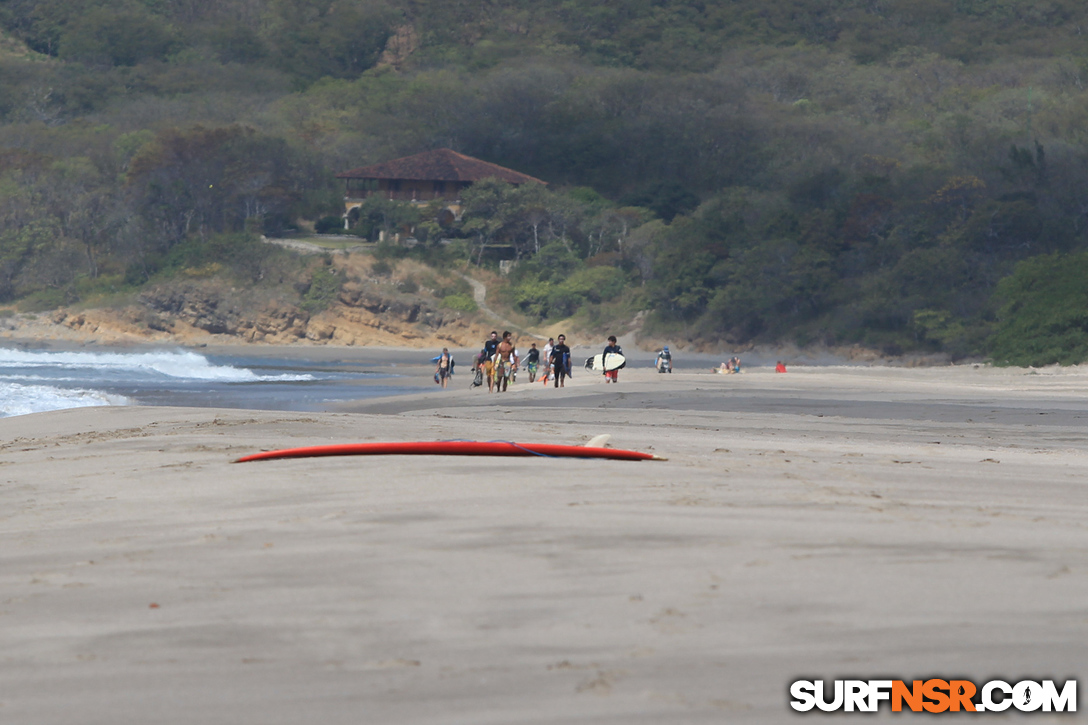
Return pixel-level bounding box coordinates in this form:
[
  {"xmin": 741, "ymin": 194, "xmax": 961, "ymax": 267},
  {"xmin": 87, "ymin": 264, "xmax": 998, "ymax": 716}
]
[
  {"xmin": 542, "ymin": 337, "xmax": 554, "ymax": 384},
  {"xmin": 493, "ymin": 331, "xmax": 517, "ymax": 393},
  {"xmin": 481, "ymin": 331, "xmax": 501, "ymax": 393},
  {"xmin": 602, "ymin": 335, "xmax": 622, "ymax": 383},
  {"xmin": 525, "ymin": 342, "xmax": 540, "ymax": 382},
  {"xmin": 435, "ymin": 347, "xmax": 454, "ymax": 389},
  {"xmin": 550, "ymin": 334, "xmax": 571, "ymax": 388}
]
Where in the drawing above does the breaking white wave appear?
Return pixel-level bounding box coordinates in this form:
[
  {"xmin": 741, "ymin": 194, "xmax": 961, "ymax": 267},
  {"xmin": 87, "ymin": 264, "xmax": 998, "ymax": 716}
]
[
  {"xmin": 0, "ymin": 349, "xmax": 314, "ymax": 382},
  {"xmin": 0, "ymin": 348, "xmax": 320, "ymax": 417},
  {"xmin": 0, "ymin": 382, "xmax": 128, "ymax": 418}
]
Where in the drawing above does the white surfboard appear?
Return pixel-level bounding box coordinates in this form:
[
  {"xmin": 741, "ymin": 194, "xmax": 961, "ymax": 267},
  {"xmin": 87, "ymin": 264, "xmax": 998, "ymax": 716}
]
[{"xmin": 584, "ymin": 352, "xmax": 626, "ymax": 372}]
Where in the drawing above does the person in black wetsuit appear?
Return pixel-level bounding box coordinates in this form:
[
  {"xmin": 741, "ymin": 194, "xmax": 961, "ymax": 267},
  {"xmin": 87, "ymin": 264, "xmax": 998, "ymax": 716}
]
[
  {"xmin": 550, "ymin": 334, "xmax": 571, "ymax": 388},
  {"xmin": 480, "ymin": 331, "xmax": 500, "ymax": 392},
  {"xmin": 483, "ymin": 331, "xmax": 499, "ymax": 360}
]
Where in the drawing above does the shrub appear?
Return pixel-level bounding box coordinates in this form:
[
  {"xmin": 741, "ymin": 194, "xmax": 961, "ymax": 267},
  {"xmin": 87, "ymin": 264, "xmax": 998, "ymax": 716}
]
[
  {"xmin": 988, "ymin": 251, "xmax": 1088, "ymax": 366},
  {"xmin": 510, "ymin": 266, "xmax": 628, "ymax": 320},
  {"xmin": 430, "ymin": 275, "xmax": 473, "ymax": 298},
  {"xmin": 441, "ymin": 293, "xmax": 477, "ymax": 313},
  {"xmin": 509, "ymin": 278, "xmax": 551, "ymax": 319},
  {"xmin": 373, "ymin": 241, "xmax": 408, "ymax": 260},
  {"xmin": 160, "ymin": 233, "xmax": 275, "ymax": 283},
  {"xmin": 17, "ymin": 288, "xmax": 69, "ymax": 311},
  {"xmin": 563, "ymin": 266, "xmax": 627, "ymax": 303},
  {"xmin": 300, "ymin": 267, "xmax": 343, "ymax": 313},
  {"xmin": 314, "ymin": 215, "xmax": 343, "ymax": 234},
  {"xmin": 544, "ymin": 287, "xmax": 584, "ymax": 318}
]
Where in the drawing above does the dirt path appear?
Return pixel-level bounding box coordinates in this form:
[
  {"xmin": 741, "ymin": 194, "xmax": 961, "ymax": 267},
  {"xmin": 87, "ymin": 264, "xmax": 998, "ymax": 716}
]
[
  {"xmin": 261, "ymin": 236, "xmax": 369, "ymax": 255},
  {"xmin": 263, "ymin": 238, "xmax": 542, "ymax": 341},
  {"xmin": 457, "ymin": 272, "xmax": 543, "ymax": 340}
]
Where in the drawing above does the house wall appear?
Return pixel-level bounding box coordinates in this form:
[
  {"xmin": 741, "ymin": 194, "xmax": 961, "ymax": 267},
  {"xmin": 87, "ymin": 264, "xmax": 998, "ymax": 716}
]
[
  {"xmin": 341, "ymin": 190, "xmax": 465, "ymax": 232},
  {"xmin": 343, "ymin": 178, "xmax": 470, "ymax": 202}
]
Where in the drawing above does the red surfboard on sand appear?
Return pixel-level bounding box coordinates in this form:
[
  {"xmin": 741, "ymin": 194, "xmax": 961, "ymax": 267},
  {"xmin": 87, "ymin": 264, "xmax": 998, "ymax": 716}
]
[{"xmin": 235, "ymin": 441, "xmax": 665, "ymax": 463}]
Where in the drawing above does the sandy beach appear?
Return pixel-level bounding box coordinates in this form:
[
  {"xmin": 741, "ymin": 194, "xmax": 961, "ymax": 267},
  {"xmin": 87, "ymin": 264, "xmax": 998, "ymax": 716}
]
[{"xmin": 1, "ymin": 361, "xmax": 1085, "ymax": 723}]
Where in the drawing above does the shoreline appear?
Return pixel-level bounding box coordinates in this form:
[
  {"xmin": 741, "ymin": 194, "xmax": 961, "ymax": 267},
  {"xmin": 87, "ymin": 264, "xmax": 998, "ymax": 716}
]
[
  {"xmin": 0, "ymin": 308, "xmax": 984, "ymax": 369},
  {"xmin": 0, "ymin": 333, "xmax": 994, "ymax": 368},
  {"xmin": 0, "ymin": 336, "xmax": 1083, "ymax": 422}
]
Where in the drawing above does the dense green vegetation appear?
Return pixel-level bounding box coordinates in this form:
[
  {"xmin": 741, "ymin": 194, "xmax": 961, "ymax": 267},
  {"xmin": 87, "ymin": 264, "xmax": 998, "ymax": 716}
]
[
  {"xmin": 1, "ymin": 0, "xmax": 1088, "ymax": 361},
  {"xmin": 988, "ymin": 252, "xmax": 1088, "ymax": 366}
]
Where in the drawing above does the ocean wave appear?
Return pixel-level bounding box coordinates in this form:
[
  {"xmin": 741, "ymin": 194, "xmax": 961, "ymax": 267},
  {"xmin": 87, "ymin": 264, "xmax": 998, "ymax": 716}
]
[
  {"xmin": 0, "ymin": 348, "xmax": 314, "ymax": 382},
  {"xmin": 0, "ymin": 382, "xmax": 128, "ymax": 418}
]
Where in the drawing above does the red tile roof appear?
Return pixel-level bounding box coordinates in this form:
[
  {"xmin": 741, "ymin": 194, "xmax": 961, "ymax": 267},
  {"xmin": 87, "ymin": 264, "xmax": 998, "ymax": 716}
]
[{"xmin": 336, "ymin": 148, "xmax": 546, "ymax": 185}]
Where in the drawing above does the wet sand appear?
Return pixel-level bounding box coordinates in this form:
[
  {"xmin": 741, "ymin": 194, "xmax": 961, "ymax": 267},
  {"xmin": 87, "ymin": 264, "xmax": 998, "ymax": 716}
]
[{"xmin": 1, "ymin": 364, "xmax": 1086, "ymax": 723}]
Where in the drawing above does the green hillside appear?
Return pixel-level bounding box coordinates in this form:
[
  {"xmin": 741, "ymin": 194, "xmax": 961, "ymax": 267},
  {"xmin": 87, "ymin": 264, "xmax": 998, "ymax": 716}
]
[{"xmin": 1, "ymin": 0, "xmax": 1088, "ymax": 360}]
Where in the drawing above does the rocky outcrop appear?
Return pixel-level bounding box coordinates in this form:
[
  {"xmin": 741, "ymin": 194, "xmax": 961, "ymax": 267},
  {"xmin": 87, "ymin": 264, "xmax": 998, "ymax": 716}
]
[
  {"xmin": 377, "ymin": 25, "xmax": 419, "ymax": 69},
  {"xmin": 5, "ymin": 265, "xmax": 498, "ymax": 348},
  {"xmin": 138, "ymin": 287, "xmax": 267, "ymax": 336},
  {"xmin": 39, "ymin": 281, "xmax": 486, "ymax": 347}
]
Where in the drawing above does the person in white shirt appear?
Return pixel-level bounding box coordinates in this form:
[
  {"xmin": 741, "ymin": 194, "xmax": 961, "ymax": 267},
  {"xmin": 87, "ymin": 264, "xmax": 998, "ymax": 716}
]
[{"xmin": 541, "ymin": 337, "xmax": 554, "ymax": 383}]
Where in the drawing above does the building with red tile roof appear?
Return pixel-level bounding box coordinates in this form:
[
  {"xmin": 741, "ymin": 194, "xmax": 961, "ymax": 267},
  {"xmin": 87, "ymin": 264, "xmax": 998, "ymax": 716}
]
[{"xmin": 336, "ymin": 148, "xmax": 545, "ymax": 207}]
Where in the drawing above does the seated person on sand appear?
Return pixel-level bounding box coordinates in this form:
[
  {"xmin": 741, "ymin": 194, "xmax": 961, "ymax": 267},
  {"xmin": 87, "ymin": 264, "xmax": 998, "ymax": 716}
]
[
  {"xmin": 717, "ymin": 357, "xmax": 741, "ymax": 374},
  {"xmin": 656, "ymin": 346, "xmax": 672, "ymax": 373}
]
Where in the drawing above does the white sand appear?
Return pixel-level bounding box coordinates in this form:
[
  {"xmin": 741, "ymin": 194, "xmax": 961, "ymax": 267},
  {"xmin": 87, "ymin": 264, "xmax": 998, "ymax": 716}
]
[{"xmin": 1, "ymin": 364, "xmax": 1085, "ymax": 723}]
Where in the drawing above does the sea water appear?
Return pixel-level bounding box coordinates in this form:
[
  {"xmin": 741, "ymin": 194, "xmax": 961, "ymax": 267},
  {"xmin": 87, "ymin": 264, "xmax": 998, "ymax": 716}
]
[{"xmin": 0, "ymin": 347, "xmax": 419, "ymax": 417}]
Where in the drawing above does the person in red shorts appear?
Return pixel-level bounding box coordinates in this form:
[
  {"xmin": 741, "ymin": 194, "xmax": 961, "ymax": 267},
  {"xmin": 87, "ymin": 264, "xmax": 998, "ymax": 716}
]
[{"xmin": 603, "ymin": 335, "xmax": 622, "ymax": 383}]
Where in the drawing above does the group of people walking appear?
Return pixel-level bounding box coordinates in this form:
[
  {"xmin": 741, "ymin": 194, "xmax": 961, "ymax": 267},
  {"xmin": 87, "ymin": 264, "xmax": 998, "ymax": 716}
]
[
  {"xmin": 439, "ymin": 333, "xmax": 684, "ymax": 391},
  {"xmin": 455, "ymin": 331, "xmax": 575, "ymax": 393},
  {"xmin": 439, "ymin": 339, "xmax": 792, "ymax": 386}
]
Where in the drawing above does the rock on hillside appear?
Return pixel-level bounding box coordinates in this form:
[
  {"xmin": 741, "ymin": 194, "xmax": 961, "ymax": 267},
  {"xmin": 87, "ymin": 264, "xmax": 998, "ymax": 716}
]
[{"xmin": 1, "ymin": 279, "xmax": 490, "ymax": 348}]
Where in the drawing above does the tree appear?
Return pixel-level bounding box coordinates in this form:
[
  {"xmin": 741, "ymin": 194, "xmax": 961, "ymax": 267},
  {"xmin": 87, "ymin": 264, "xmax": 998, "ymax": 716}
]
[
  {"xmin": 264, "ymin": 0, "xmax": 397, "ymax": 82},
  {"xmin": 126, "ymin": 125, "xmax": 313, "ymax": 246},
  {"xmin": 349, "ymin": 196, "xmax": 420, "ymax": 242},
  {"xmin": 59, "ymin": 8, "xmax": 177, "ymax": 67}
]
